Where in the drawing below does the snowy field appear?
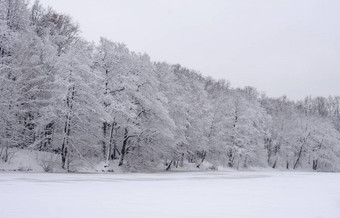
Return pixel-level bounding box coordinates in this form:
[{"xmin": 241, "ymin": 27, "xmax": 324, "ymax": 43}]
[{"xmin": 0, "ymin": 171, "xmax": 339, "ymax": 218}]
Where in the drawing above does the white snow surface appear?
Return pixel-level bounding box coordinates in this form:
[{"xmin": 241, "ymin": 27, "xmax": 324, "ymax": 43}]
[{"xmin": 0, "ymin": 171, "xmax": 339, "ymax": 218}]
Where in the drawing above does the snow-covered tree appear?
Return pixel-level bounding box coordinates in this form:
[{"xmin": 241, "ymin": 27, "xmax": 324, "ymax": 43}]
[{"xmin": 1, "ymin": 1, "xmax": 339, "ymax": 172}]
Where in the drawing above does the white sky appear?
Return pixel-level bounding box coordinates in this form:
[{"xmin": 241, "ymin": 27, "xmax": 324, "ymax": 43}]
[{"xmin": 38, "ymin": 0, "xmax": 340, "ymax": 100}]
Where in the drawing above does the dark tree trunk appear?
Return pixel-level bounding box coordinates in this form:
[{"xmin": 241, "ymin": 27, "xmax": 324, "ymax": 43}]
[
  {"xmin": 293, "ymin": 145, "xmax": 303, "ymax": 169},
  {"xmin": 196, "ymin": 151, "xmax": 207, "ymax": 168},
  {"xmin": 293, "ymin": 133, "xmax": 310, "ymax": 170},
  {"xmin": 61, "ymin": 138, "xmax": 67, "ymax": 169},
  {"xmin": 109, "ymin": 121, "xmax": 119, "ymax": 160},
  {"xmin": 2, "ymin": 145, "xmax": 9, "ymax": 162},
  {"xmin": 61, "ymin": 113, "xmax": 71, "ymax": 169},
  {"xmin": 286, "ymin": 160, "xmax": 289, "ymax": 170},
  {"xmin": 233, "ymin": 109, "xmax": 238, "ymax": 128},
  {"xmin": 272, "ymin": 157, "xmax": 277, "ymax": 169},
  {"xmin": 118, "ymin": 128, "xmax": 129, "ymax": 166},
  {"xmin": 227, "ymin": 149, "xmax": 234, "ymax": 167},
  {"xmin": 313, "ymin": 159, "xmax": 318, "ymax": 170},
  {"xmin": 61, "ymin": 85, "xmax": 75, "ymax": 170},
  {"xmin": 165, "ymin": 159, "xmax": 174, "ymax": 171},
  {"xmin": 102, "ymin": 122, "xmax": 109, "ymax": 160}
]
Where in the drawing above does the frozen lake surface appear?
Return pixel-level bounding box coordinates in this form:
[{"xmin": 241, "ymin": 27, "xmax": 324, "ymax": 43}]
[{"xmin": 0, "ymin": 171, "xmax": 339, "ymax": 218}]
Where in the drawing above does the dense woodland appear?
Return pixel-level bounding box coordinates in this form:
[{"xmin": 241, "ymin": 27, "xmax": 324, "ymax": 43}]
[{"xmin": 1, "ymin": 0, "xmax": 340, "ymax": 172}]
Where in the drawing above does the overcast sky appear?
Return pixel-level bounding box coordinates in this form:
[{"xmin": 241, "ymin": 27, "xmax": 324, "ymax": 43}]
[{"xmin": 38, "ymin": 0, "xmax": 340, "ymax": 100}]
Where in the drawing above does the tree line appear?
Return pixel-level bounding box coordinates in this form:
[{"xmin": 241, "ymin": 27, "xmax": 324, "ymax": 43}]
[{"xmin": 1, "ymin": 0, "xmax": 339, "ymax": 172}]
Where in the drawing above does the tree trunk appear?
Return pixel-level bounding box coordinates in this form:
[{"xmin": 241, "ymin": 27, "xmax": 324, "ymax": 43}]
[
  {"xmin": 165, "ymin": 159, "xmax": 173, "ymax": 171},
  {"xmin": 272, "ymin": 156, "xmax": 277, "ymax": 169},
  {"xmin": 108, "ymin": 121, "xmax": 118, "ymax": 160},
  {"xmin": 196, "ymin": 151, "xmax": 206, "ymax": 168},
  {"xmin": 312, "ymin": 159, "xmax": 318, "ymax": 170},
  {"xmin": 118, "ymin": 128, "xmax": 128, "ymax": 166},
  {"xmin": 293, "ymin": 133, "xmax": 310, "ymax": 170},
  {"xmin": 61, "ymin": 85, "xmax": 75, "ymax": 170},
  {"xmin": 3, "ymin": 145, "xmax": 9, "ymax": 162},
  {"xmin": 293, "ymin": 145, "xmax": 303, "ymax": 169},
  {"xmin": 286, "ymin": 160, "xmax": 289, "ymax": 170},
  {"xmin": 102, "ymin": 122, "xmax": 108, "ymax": 160},
  {"xmin": 61, "ymin": 113, "xmax": 71, "ymax": 169},
  {"xmin": 61, "ymin": 138, "xmax": 68, "ymax": 169},
  {"xmin": 227, "ymin": 149, "xmax": 234, "ymax": 167}
]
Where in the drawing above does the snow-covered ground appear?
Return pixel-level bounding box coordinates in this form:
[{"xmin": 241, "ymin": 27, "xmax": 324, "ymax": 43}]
[{"xmin": 0, "ymin": 171, "xmax": 339, "ymax": 218}]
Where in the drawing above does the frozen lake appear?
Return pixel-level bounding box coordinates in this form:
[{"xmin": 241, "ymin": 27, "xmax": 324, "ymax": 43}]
[{"xmin": 0, "ymin": 171, "xmax": 339, "ymax": 218}]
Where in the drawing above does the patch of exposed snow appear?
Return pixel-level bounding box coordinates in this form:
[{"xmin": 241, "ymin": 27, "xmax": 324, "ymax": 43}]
[{"xmin": 0, "ymin": 171, "xmax": 339, "ymax": 218}]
